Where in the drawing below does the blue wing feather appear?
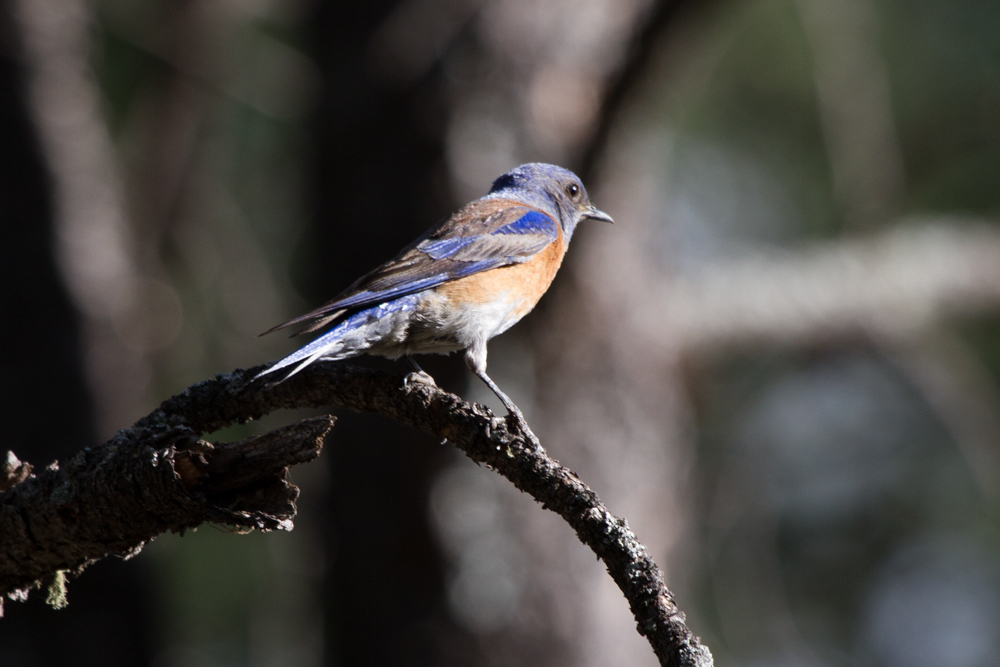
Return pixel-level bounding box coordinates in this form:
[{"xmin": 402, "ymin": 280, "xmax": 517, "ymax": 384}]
[
  {"xmin": 494, "ymin": 210, "xmax": 555, "ymax": 235},
  {"xmin": 418, "ymin": 236, "xmax": 479, "ymax": 260}
]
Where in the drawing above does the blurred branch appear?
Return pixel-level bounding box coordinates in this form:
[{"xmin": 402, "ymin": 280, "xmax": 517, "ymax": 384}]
[
  {"xmin": 580, "ymin": 0, "xmax": 703, "ymax": 180},
  {"xmin": 795, "ymin": 0, "xmax": 905, "ymax": 227},
  {"xmin": 656, "ymin": 222, "xmax": 1000, "ymax": 352},
  {"xmin": 2, "ymin": 364, "xmax": 712, "ymax": 666},
  {"xmin": 0, "ymin": 417, "xmax": 331, "ymax": 615},
  {"xmin": 653, "ymin": 221, "xmax": 1000, "ymax": 499},
  {"xmin": 793, "ymin": 0, "xmax": 1000, "ymax": 503}
]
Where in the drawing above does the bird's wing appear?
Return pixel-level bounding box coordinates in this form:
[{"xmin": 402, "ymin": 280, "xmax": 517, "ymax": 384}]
[{"xmin": 261, "ymin": 200, "xmax": 559, "ymax": 335}]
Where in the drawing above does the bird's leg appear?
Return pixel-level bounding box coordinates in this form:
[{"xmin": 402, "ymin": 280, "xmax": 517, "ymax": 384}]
[
  {"xmin": 465, "ymin": 344, "xmax": 541, "ymax": 448},
  {"xmin": 472, "ymin": 367, "xmax": 542, "ymax": 448},
  {"xmin": 473, "ymin": 367, "xmax": 521, "ymax": 417}
]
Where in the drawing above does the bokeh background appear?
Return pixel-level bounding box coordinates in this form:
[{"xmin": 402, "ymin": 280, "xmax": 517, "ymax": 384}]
[{"xmin": 3, "ymin": 0, "xmax": 1000, "ymax": 665}]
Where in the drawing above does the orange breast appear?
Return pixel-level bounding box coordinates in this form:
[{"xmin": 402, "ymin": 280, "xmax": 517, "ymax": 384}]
[{"xmin": 437, "ymin": 225, "xmax": 567, "ymax": 319}]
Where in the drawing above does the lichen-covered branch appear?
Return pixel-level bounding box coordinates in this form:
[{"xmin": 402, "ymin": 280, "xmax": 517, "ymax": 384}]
[
  {"xmin": 0, "ymin": 417, "xmax": 332, "ymax": 613},
  {"xmin": 149, "ymin": 364, "xmax": 711, "ymax": 666},
  {"xmin": 1, "ymin": 364, "xmax": 711, "ymax": 666}
]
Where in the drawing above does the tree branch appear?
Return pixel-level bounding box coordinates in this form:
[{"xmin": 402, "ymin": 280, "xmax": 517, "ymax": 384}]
[
  {"xmin": 1, "ymin": 417, "xmax": 331, "ymax": 612},
  {"xmin": 656, "ymin": 222, "xmax": 1000, "ymax": 352},
  {"xmin": 2, "ymin": 364, "xmax": 712, "ymax": 667}
]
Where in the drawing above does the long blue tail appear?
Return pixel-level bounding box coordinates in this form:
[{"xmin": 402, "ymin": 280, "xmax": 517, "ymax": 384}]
[{"xmin": 256, "ymin": 294, "xmax": 420, "ymax": 381}]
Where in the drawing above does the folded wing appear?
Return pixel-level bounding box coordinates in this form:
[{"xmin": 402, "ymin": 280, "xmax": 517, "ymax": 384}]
[{"xmin": 261, "ymin": 201, "xmax": 559, "ymax": 336}]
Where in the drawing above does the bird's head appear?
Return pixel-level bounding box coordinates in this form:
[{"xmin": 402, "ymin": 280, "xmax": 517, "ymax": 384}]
[{"xmin": 487, "ymin": 163, "xmax": 614, "ymax": 240}]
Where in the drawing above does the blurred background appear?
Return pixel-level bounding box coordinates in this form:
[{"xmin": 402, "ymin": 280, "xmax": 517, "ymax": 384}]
[{"xmin": 2, "ymin": 0, "xmax": 1000, "ymax": 665}]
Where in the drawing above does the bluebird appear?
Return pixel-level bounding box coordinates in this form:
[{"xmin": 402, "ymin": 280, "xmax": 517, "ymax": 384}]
[{"xmin": 258, "ymin": 163, "xmax": 613, "ymax": 421}]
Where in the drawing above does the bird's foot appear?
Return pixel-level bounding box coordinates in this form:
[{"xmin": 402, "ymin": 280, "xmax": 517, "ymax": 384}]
[
  {"xmin": 404, "ymin": 370, "xmax": 438, "ymax": 389},
  {"xmin": 502, "ymin": 404, "xmax": 543, "ymax": 452}
]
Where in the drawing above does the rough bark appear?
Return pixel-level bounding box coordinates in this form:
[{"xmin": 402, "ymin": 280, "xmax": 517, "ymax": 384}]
[
  {"xmin": 0, "ymin": 417, "xmax": 332, "ymax": 610},
  {"xmin": 1, "ymin": 364, "xmax": 712, "ymax": 667}
]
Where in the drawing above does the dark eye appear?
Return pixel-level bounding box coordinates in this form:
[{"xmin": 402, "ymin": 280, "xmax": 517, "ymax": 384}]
[{"xmin": 565, "ymin": 183, "xmax": 580, "ymax": 198}]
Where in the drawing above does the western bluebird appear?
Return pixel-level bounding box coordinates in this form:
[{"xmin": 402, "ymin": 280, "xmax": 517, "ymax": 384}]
[{"xmin": 258, "ymin": 162, "xmax": 613, "ymax": 421}]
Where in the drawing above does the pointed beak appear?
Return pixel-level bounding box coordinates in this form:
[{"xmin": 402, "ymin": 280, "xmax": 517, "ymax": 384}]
[{"xmin": 585, "ymin": 206, "xmax": 615, "ymax": 224}]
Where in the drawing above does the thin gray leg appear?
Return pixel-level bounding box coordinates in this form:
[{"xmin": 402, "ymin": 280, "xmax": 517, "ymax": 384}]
[
  {"xmin": 464, "ymin": 342, "xmax": 541, "ymax": 446},
  {"xmin": 472, "ymin": 367, "xmax": 542, "ymax": 448},
  {"xmin": 464, "ymin": 341, "xmax": 518, "ymax": 410},
  {"xmin": 473, "ymin": 367, "xmax": 520, "ymax": 416}
]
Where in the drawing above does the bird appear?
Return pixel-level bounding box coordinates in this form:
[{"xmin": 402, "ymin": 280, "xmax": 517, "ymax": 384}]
[{"xmin": 257, "ymin": 162, "xmax": 613, "ymax": 422}]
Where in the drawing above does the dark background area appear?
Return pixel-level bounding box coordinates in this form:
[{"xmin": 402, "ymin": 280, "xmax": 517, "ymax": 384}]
[{"xmin": 3, "ymin": 0, "xmax": 1000, "ymax": 665}]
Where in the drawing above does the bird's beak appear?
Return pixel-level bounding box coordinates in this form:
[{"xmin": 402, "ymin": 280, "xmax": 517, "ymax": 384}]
[{"xmin": 585, "ymin": 206, "xmax": 615, "ymax": 224}]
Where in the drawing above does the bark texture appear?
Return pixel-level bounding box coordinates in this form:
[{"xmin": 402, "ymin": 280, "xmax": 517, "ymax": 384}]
[
  {"xmin": 1, "ymin": 417, "xmax": 331, "ymax": 608},
  {"xmin": 2, "ymin": 364, "xmax": 712, "ymax": 667}
]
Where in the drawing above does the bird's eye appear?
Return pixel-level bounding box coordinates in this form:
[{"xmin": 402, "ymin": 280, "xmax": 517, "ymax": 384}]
[{"xmin": 565, "ymin": 183, "xmax": 580, "ymax": 198}]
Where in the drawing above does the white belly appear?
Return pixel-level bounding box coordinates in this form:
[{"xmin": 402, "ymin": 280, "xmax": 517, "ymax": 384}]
[{"xmin": 369, "ymin": 290, "xmax": 525, "ymax": 359}]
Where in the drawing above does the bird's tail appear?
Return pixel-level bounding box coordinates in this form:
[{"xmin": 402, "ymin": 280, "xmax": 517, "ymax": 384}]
[
  {"xmin": 255, "ymin": 295, "xmax": 420, "ymax": 383},
  {"xmin": 254, "ymin": 326, "xmax": 353, "ymax": 382}
]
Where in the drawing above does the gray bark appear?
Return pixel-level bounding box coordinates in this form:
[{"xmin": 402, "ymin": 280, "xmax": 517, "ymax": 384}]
[{"xmin": 1, "ymin": 364, "xmax": 712, "ymax": 667}]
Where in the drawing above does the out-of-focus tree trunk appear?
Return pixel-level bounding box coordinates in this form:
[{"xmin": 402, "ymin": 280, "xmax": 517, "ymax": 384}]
[
  {"xmin": 307, "ymin": 3, "xmax": 469, "ymax": 664},
  {"xmin": 0, "ymin": 3, "xmax": 154, "ymax": 664}
]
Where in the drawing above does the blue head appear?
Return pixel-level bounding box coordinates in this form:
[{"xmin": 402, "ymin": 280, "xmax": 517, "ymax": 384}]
[{"xmin": 486, "ymin": 163, "xmax": 614, "ymax": 240}]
